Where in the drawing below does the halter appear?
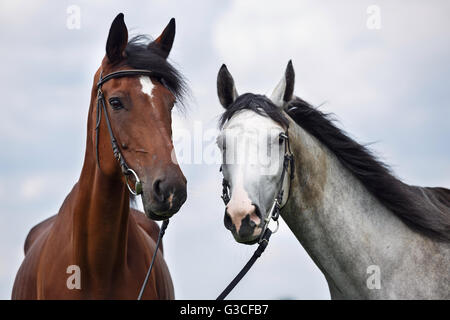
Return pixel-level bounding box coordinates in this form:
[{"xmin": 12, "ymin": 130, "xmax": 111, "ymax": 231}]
[
  {"xmin": 95, "ymin": 69, "xmax": 170, "ymax": 300},
  {"xmin": 95, "ymin": 69, "xmax": 159, "ymax": 195},
  {"xmin": 217, "ymin": 130, "xmax": 294, "ymax": 300}
]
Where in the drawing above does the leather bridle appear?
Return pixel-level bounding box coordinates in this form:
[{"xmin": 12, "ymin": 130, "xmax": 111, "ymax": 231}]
[
  {"xmin": 94, "ymin": 69, "xmax": 170, "ymax": 300},
  {"xmin": 95, "ymin": 69, "xmax": 161, "ymax": 195},
  {"xmin": 217, "ymin": 130, "xmax": 294, "ymax": 300}
]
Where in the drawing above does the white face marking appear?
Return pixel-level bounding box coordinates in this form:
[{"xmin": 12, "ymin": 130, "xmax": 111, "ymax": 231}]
[
  {"xmin": 219, "ymin": 110, "xmax": 286, "ymax": 235},
  {"xmin": 168, "ymin": 193, "xmax": 174, "ymax": 209},
  {"xmin": 139, "ymin": 76, "xmax": 155, "ymax": 100},
  {"xmin": 225, "ymin": 168, "xmax": 256, "ymax": 232}
]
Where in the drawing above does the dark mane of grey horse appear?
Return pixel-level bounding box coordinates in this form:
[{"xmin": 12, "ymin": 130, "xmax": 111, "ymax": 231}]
[
  {"xmin": 122, "ymin": 35, "xmax": 188, "ymax": 107},
  {"xmin": 219, "ymin": 93, "xmax": 450, "ymax": 242},
  {"xmin": 219, "ymin": 93, "xmax": 289, "ymax": 128}
]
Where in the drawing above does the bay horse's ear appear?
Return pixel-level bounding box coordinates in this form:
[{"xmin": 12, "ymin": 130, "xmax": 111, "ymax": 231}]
[
  {"xmin": 106, "ymin": 13, "xmax": 128, "ymax": 65},
  {"xmin": 148, "ymin": 18, "xmax": 176, "ymax": 59},
  {"xmin": 270, "ymin": 60, "xmax": 295, "ymax": 107},
  {"xmin": 217, "ymin": 64, "xmax": 238, "ymax": 109}
]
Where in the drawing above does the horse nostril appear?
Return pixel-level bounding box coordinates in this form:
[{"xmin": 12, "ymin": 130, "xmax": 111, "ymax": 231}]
[
  {"xmin": 153, "ymin": 179, "xmax": 165, "ymax": 203},
  {"xmin": 224, "ymin": 210, "xmax": 234, "ymax": 231},
  {"xmin": 253, "ymin": 204, "xmax": 262, "ymax": 220},
  {"xmin": 238, "ymin": 214, "xmax": 256, "ymax": 238}
]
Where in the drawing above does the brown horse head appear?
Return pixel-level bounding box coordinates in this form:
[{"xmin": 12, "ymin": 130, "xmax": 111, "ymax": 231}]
[{"xmin": 91, "ymin": 13, "xmax": 187, "ymax": 220}]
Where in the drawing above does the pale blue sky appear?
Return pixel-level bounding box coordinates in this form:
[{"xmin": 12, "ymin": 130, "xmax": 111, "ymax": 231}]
[{"xmin": 0, "ymin": 0, "xmax": 449, "ymax": 299}]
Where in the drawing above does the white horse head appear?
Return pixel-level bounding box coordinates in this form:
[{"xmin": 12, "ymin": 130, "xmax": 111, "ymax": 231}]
[{"xmin": 216, "ymin": 62, "xmax": 295, "ymax": 244}]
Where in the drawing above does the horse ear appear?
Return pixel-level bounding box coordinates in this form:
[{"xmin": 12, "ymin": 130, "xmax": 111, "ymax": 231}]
[
  {"xmin": 148, "ymin": 18, "xmax": 176, "ymax": 59},
  {"xmin": 106, "ymin": 13, "xmax": 128, "ymax": 64},
  {"xmin": 217, "ymin": 64, "xmax": 238, "ymax": 109},
  {"xmin": 270, "ymin": 60, "xmax": 295, "ymax": 107}
]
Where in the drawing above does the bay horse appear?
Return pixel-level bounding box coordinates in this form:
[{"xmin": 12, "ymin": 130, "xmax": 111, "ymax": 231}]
[
  {"xmin": 215, "ymin": 61, "xmax": 450, "ymax": 299},
  {"xmin": 12, "ymin": 13, "xmax": 187, "ymax": 299}
]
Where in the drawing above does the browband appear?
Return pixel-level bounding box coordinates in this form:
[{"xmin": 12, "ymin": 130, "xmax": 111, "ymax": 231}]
[{"xmin": 96, "ymin": 69, "xmax": 159, "ymax": 87}]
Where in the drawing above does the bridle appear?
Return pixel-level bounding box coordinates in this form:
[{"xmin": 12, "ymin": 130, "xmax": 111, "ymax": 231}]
[
  {"xmin": 94, "ymin": 69, "xmax": 171, "ymax": 300},
  {"xmin": 217, "ymin": 130, "xmax": 294, "ymax": 300},
  {"xmin": 221, "ymin": 131, "xmax": 294, "ymax": 239},
  {"xmin": 95, "ymin": 69, "xmax": 163, "ymax": 195}
]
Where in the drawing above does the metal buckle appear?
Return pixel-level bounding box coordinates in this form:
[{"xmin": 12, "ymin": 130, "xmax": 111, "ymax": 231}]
[
  {"xmin": 125, "ymin": 168, "xmax": 142, "ymax": 195},
  {"xmin": 258, "ymin": 199, "xmax": 281, "ymax": 243},
  {"xmin": 259, "ymin": 217, "xmax": 279, "ymax": 244},
  {"xmin": 279, "ymin": 132, "xmax": 288, "ymax": 140}
]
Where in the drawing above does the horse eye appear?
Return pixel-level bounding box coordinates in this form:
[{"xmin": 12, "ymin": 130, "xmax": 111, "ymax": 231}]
[
  {"xmin": 109, "ymin": 97, "xmax": 124, "ymax": 110},
  {"xmin": 279, "ymin": 136, "xmax": 284, "ymax": 145}
]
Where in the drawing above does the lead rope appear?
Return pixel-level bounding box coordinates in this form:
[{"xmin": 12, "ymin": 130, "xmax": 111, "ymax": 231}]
[
  {"xmin": 137, "ymin": 219, "xmax": 170, "ymax": 300},
  {"xmin": 216, "ymin": 228, "xmax": 272, "ymax": 300},
  {"xmin": 217, "ymin": 131, "xmax": 293, "ymax": 300}
]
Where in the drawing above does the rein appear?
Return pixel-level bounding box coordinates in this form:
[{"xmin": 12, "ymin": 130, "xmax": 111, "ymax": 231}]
[
  {"xmin": 95, "ymin": 69, "xmax": 170, "ymax": 300},
  {"xmin": 217, "ymin": 131, "xmax": 294, "ymax": 300}
]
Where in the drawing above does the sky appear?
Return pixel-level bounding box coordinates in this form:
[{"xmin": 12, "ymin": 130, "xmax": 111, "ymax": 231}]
[{"xmin": 0, "ymin": 0, "xmax": 449, "ymax": 299}]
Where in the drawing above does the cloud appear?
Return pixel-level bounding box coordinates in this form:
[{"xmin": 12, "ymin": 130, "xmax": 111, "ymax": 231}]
[
  {"xmin": 19, "ymin": 172, "xmax": 73, "ymax": 201},
  {"xmin": 213, "ymin": 0, "xmax": 450, "ymax": 187}
]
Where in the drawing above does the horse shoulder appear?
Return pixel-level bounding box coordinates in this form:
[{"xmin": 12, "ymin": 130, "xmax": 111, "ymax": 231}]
[{"xmin": 130, "ymin": 208, "xmax": 163, "ymax": 254}]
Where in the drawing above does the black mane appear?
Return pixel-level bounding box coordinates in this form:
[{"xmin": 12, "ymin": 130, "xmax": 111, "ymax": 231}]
[
  {"xmin": 123, "ymin": 35, "xmax": 187, "ymax": 106},
  {"xmin": 220, "ymin": 93, "xmax": 450, "ymax": 242},
  {"xmin": 219, "ymin": 93, "xmax": 289, "ymax": 128}
]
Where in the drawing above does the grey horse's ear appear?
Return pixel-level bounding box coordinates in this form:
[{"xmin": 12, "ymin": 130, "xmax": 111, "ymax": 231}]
[
  {"xmin": 148, "ymin": 18, "xmax": 175, "ymax": 59},
  {"xmin": 106, "ymin": 13, "xmax": 128, "ymax": 64},
  {"xmin": 270, "ymin": 60, "xmax": 295, "ymax": 107},
  {"xmin": 217, "ymin": 64, "xmax": 238, "ymax": 109}
]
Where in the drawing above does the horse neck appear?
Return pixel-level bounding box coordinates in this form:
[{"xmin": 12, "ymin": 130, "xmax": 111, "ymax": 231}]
[
  {"xmin": 71, "ymin": 85, "xmax": 130, "ymax": 280},
  {"xmin": 281, "ymin": 118, "xmax": 420, "ymax": 298}
]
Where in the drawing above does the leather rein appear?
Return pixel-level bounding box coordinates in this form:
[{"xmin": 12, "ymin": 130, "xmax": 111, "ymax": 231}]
[
  {"xmin": 217, "ymin": 130, "xmax": 294, "ymax": 300},
  {"xmin": 95, "ymin": 69, "xmax": 170, "ymax": 300}
]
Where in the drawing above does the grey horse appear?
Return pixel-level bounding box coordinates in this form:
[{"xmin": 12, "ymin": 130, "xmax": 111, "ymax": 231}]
[{"xmin": 216, "ymin": 61, "xmax": 450, "ymax": 299}]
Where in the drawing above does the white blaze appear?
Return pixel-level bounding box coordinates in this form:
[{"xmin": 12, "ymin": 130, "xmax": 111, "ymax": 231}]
[
  {"xmin": 220, "ymin": 110, "xmax": 286, "ymax": 235},
  {"xmin": 139, "ymin": 76, "xmax": 155, "ymax": 100}
]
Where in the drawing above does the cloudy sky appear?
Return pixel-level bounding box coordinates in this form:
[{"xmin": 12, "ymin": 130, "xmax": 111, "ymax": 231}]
[{"xmin": 0, "ymin": 0, "xmax": 449, "ymax": 299}]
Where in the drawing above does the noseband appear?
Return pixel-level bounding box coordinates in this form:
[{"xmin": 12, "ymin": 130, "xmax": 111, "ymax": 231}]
[
  {"xmin": 217, "ymin": 130, "xmax": 294, "ymax": 300},
  {"xmin": 95, "ymin": 69, "xmax": 159, "ymax": 195}
]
